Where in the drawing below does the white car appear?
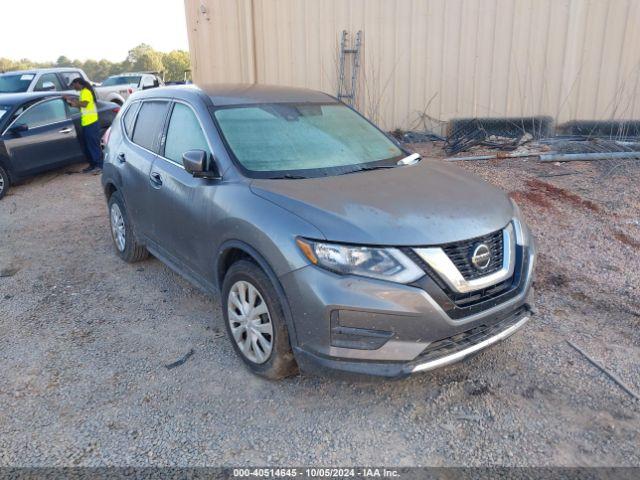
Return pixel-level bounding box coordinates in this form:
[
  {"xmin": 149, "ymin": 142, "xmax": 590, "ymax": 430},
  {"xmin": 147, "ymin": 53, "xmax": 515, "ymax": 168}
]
[
  {"xmin": 95, "ymin": 73, "xmax": 164, "ymax": 106},
  {"xmin": 0, "ymin": 68, "xmax": 90, "ymax": 93}
]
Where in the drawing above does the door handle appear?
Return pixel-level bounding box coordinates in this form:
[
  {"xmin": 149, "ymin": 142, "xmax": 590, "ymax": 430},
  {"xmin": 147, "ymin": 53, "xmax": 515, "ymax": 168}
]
[
  {"xmin": 150, "ymin": 172, "xmax": 163, "ymax": 187},
  {"xmin": 59, "ymin": 127, "xmax": 72, "ymax": 134},
  {"xmin": 117, "ymin": 153, "xmax": 126, "ymax": 164}
]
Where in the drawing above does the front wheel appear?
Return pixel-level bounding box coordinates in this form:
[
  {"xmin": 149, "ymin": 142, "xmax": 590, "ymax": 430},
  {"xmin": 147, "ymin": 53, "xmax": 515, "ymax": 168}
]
[
  {"xmin": 0, "ymin": 165, "xmax": 10, "ymax": 200},
  {"xmin": 222, "ymin": 260, "xmax": 298, "ymax": 379}
]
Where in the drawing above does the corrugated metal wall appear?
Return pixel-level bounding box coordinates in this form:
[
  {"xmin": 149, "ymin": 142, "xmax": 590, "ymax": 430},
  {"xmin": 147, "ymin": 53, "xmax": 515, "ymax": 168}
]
[{"xmin": 185, "ymin": 0, "xmax": 640, "ymax": 132}]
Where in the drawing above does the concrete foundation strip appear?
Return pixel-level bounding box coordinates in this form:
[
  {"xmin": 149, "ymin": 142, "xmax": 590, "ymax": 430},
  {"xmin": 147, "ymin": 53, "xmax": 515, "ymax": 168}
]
[{"xmin": 566, "ymin": 340, "xmax": 639, "ymax": 402}]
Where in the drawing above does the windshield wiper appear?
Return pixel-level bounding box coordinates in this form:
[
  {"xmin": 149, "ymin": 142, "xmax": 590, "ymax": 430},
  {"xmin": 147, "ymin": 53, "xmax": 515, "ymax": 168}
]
[
  {"xmin": 267, "ymin": 174, "xmax": 308, "ymax": 179},
  {"xmin": 339, "ymin": 153, "xmax": 423, "ymax": 176}
]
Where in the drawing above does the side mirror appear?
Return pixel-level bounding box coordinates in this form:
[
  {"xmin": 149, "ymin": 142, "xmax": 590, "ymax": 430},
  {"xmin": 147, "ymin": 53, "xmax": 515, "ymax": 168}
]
[
  {"xmin": 182, "ymin": 149, "xmax": 221, "ymax": 179},
  {"xmin": 8, "ymin": 123, "xmax": 28, "ymax": 134},
  {"xmin": 40, "ymin": 81, "xmax": 56, "ymax": 91}
]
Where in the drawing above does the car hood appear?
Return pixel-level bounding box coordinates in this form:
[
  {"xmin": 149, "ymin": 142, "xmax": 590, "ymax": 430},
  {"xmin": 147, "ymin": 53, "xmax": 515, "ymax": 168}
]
[{"xmin": 249, "ymin": 160, "xmax": 515, "ymax": 246}]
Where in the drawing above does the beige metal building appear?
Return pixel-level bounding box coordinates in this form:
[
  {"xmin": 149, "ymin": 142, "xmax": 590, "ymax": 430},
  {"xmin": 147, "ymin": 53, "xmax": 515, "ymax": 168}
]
[{"xmin": 184, "ymin": 0, "xmax": 640, "ymax": 132}]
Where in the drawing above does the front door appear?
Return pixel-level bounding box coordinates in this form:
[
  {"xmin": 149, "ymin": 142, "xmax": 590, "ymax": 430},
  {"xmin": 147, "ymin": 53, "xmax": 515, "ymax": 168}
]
[
  {"xmin": 147, "ymin": 101, "xmax": 220, "ymax": 276},
  {"xmin": 2, "ymin": 98, "xmax": 84, "ymax": 176}
]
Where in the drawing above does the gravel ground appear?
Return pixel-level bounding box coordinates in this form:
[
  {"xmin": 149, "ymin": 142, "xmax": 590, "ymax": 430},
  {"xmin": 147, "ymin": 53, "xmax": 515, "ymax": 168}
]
[{"xmin": 0, "ymin": 153, "xmax": 639, "ymax": 467}]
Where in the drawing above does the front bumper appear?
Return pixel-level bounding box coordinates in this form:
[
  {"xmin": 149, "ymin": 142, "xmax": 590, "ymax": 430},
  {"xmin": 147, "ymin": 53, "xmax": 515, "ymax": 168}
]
[{"xmin": 280, "ymin": 244, "xmax": 535, "ymax": 378}]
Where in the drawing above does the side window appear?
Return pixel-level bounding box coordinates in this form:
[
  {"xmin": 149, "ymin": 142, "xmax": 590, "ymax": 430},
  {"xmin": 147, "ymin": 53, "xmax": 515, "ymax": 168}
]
[
  {"xmin": 16, "ymin": 99, "xmax": 67, "ymax": 128},
  {"xmin": 34, "ymin": 74, "xmax": 63, "ymax": 92},
  {"xmin": 164, "ymin": 103, "xmax": 210, "ymax": 163},
  {"xmin": 141, "ymin": 76, "xmax": 155, "ymax": 90},
  {"xmin": 131, "ymin": 101, "xmax": 170, "ymax": 152},
  {"xmin": 122, "ymin": 102, "xmax": 140, "ymax": 138},
  {"xmin": 60, "ymin": 71, "xmax": 81, "ymax": 89}
]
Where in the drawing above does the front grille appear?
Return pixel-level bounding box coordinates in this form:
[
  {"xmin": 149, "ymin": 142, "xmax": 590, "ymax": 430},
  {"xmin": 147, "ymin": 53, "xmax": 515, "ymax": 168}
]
[
  {"xmin": 412, "ymin": 307, "xmax": 528, "ymax": 364},
  {"xmin": 441, "ymin": 229, "xmax": 504, "ymax": 280},
  {"xmin": 403, "ymin": 229, "xmax": 518, "ymax": 310},
  {"xmin": 445, "ymin": 277, "xmax": 513, "ymax": 307}
]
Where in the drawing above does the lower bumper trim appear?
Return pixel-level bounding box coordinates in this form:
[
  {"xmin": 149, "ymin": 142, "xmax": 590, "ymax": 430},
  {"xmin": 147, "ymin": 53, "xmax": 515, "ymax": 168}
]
[{"xmin": 407, "ymin": 315, "xmax": 530, "ymax": 374}]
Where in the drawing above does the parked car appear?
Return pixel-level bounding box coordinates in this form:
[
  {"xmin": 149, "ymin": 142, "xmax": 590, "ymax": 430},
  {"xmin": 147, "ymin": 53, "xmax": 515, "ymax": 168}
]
[
  {"xmin": 0, "ymin": 67, "xmax": 90, "ymax": 94},
  {"xmin": 95, "ymin": 72, "xmax": 164, "ymax": 106},
  {"xmin": 0, "ymin": 92, "xmax": 119, "ymax": 199},
  {"xmin": 101, "ymin": 85, "xmax": 536, "ymax": 379}
]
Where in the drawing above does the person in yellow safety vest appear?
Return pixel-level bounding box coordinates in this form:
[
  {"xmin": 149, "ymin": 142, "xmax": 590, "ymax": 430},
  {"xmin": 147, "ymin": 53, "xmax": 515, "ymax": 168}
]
[{"xmin": 64, "ymin": 78, "xmax": 102, "ymax": 173}]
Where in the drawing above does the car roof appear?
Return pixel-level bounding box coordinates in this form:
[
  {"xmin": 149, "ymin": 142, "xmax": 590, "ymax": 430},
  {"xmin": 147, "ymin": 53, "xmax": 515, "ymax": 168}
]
[
  {"xmin": 1, "ymin": 67, "xmax": 83, "ymax": 75},
  {"xmin": 107, "ymin": 72, "xmax": 147, "ymax": 77},
  {"xmin": 0, "ymin": 92, "xmax": 68, "ymax": 106},
  {"xmin": 132, "ymin": 83, "xmax": 337, "ymax": 106}
]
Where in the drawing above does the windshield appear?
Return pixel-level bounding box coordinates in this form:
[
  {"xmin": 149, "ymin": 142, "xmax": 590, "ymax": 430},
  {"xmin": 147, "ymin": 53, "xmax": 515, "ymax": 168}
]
[
  {"xmin": 102, "ymin": 76, "xmax": 141, "ymax": 87},
  {"xmin": 213, "ymin": 103, "xmax": 404, "ymax": 177},
  {"xmin": 0, "ymin": 73, "xmax": 34, "ymax": 93}
]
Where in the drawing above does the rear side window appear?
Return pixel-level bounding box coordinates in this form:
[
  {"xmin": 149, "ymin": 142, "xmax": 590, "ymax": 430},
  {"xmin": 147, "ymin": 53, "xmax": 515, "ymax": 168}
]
[
  {"xmin": 122, "ymin": 102, "xmax": 140, "ymax": 138},
  {"xmin": 141, "ymin": 76, "xmax": 156, "ymax": 89},
  {"xmin": 60, "ymin": 71, "xmax": 81, "ymax": 88},
  {"xmin": 164, "ymin": 103, "xmax": 210, "ymax": 163},
  {"xmin": 131, "ymin": 101, "xmax": 169, "ymax": 152}
]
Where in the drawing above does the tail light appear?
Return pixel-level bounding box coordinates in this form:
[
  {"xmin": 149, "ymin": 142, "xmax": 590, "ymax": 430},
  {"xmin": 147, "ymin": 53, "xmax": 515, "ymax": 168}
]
[
  {"xmin": 112, "ymin": 106, "xmax": 120, "ymax": 113},
  {"xmin": 128, "ymin": 88, "xmax": 133, "ymax": 94},
  {"xmin": 102, "ymin": 127, "xmax": 111, "ymax": 146}
]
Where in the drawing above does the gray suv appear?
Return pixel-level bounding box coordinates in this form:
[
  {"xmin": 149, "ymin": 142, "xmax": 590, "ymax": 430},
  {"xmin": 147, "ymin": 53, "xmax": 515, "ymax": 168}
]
[{"xmin": 102, "ymin": 85, "xmax": 536, "ymax": 379}]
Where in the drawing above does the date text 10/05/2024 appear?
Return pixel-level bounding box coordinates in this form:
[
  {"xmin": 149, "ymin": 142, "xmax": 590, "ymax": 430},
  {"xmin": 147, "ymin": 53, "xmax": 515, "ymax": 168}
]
[{"xmin": 232, "ymin": 468, "xmax": 401, "ymax": 478}]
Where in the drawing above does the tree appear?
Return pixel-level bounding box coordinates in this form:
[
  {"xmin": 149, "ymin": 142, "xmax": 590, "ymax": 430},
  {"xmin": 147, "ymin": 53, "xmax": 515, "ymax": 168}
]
[
  {"xmin": 56, "ymin": 56, "xmax": 72, "ymax": 67},
  {"xmin": 162, "ymin": 50, "xmax": 191, "ymax": 81},
  {"xmin": 0, "ymin": 58, "xmax": 15, "ymax": 72},
  {"xmin": 1, "ymin": 44, "xmax": 187, "ymax": 80},
  {"xmin": 126, "ymin": 43, "xmax": 154, "ymax": 65},
  {"xmin": 135, "ymin": 51, "xmax": 164, "ymax": 73},
  {"xmin": 80, "ymin": 60, "xmax": 96, "ymax": 79}
]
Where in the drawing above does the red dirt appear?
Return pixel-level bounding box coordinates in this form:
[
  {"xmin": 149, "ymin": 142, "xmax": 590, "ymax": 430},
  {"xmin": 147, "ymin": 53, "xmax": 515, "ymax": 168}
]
[
  {"xmin": 509, "ymin": 178, "xmax": 602, "ymax": 213},
  {"xmin": 614, "ymin": 231, "xmax": 640, "ymax": 250},
  {"xmin": 509, "ymin": 190, "xmax": 555, "ymax": 211},
  {"xmin": 525, "ymin": 178, "xmax": 601, "ymax": 213}
]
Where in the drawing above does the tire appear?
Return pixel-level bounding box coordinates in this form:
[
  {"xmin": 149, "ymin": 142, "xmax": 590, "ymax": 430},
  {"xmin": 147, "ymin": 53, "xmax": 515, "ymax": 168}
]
[
  {"xmin": 107, "ymin": 191, "xmax": 148, "ymax": 263},
  {"xmin": 0, "ymin": 165, "xmax": 10, "ymax": 200},
  {"xmin": 222, "ymin": 259, "xmax": 298, "ymax": 379}
]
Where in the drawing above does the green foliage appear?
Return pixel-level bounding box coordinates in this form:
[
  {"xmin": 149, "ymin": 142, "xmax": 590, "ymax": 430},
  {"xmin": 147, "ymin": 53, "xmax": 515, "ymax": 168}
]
[
  {"xmin": 0, "ymin": 44, "xmax": 191, "ymax": 82},
  {"xmin": 162, "ymin": 50, "xmax": 191, "ymax": 82}
]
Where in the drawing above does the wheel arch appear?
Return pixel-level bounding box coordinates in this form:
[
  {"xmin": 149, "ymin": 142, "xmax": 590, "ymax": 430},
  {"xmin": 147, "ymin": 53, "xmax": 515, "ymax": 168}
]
[
  {"xmin": 215, "ymin": 240, "xmax": 299, "ymax": 346},
  {"xmin": 103, "ymin": 180, "xmax": 118, "ymax": 200},
  {"xmin": 0, "ymin": 155, "xmax": 14, "ymax": 182},
  {"xmin": 111, "ymin": 94, "xmax": 125, "ymax": 105}
]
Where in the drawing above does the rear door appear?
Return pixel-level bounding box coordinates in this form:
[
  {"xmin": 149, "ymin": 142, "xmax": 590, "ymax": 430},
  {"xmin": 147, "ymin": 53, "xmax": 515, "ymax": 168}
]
[
  {"xmin": 147, "ymin": 101, "xmax": 219, "ymax": 274},
  {"xmin": 2, "ymin": 98, "xmax": 84, "ymax": 176},
  {"xmin": 116, "ymin": 100, "xmax": 171, "ymax": 239}
]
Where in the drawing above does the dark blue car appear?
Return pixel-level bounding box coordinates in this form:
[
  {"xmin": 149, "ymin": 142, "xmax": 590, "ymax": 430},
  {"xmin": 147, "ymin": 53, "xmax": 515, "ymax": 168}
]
[{"xmin": 0, "ymin": 92, "xmax": 118, "ymax": 199}]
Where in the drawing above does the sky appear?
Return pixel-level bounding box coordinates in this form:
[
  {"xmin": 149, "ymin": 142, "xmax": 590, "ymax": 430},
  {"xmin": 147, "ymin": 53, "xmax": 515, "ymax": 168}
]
[{"xmin": 0, "ymin": 0, "xmax": 189, "ymax": 62}]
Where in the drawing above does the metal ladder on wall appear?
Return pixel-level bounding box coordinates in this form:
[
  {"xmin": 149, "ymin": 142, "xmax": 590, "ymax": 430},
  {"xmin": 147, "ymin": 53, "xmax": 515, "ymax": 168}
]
[{"xmin": 337, "ymin": 30, "xmax": 362, "ymax": 107}]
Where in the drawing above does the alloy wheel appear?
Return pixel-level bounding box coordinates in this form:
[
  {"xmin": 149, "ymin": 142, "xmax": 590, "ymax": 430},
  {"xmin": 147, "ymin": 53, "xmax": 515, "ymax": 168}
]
[
  {"xmin": 110, "ymin": 203, "xmax": 126, "ymax": 252},
  {"xmin": 227, "ymin": 280, "xmax": 274, "ymax": 364}
]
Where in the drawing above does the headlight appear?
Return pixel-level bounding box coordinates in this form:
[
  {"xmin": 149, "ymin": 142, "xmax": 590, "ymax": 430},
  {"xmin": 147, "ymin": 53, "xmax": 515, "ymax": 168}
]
[
  {"xmin": 510, "ymin": 199, "xmax": 530, "ymax": 246},
  {"xmin": 296, "ymin": 238, "xmax": 424, "ymax": 284}
]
